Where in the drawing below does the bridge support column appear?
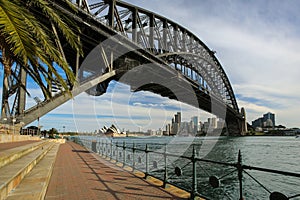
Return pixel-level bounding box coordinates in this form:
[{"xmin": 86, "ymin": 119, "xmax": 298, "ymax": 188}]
[
  {"xmin": 108, "ymin": 0, "xmax": 116, "ymax": 28},
  {"xmin": 149, "ymin": 14, "xmax": 154, "ymax": 51},
  {"xmin": 241, "ymin": 107, "xmax": 248, "ymax": 135},
  {"xmin": 225, "ymin": 116, "xmax": 243, "ymax": 136},
  {"xmin": 17, "ymin": 68, "xmax": 27, "ymax": 116},
  {"xmin": 132, "ymin": 8, "xmax": 137, "ymax": 43}
]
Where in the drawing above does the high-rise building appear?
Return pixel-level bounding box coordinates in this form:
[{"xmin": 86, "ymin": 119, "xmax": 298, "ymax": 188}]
[
  {"xmin": 263, "ymin": 112, "xmax": 275, "ymax": 128},
  {"xmin": 191, "ymin": 116, "xmax": 199, "ymax": 134},
  {"xmin": 177, "ymin": 112, "xmax": 181, "ymax": 125},
  {"xmin": 165, "ymin": 124, "xmax": 171, "ymax": 135},
  {"xmin": 172, "ymin": 123, "xmax": 179, "ymax": 135},
  {"xmin": 252, "ymin": 117, "xmax": 264, "ymax": 128},
  {"xmin": 179, "ymin": 121, "xmax": 189, "ymax": 136},
  {"xmin": 208, "ymin": 118, "xmax": 217, "ymax": 129},
  {"xmin": 175, "ymin": 114, "xmax": 178, "ymax": 123},
  {"xmin": 203, "ymin": 121, "xmax": 209, "ymax": 133},
  {"xmin": 252, "ymin": 112, "xmax": 276, "ymax": 129}
]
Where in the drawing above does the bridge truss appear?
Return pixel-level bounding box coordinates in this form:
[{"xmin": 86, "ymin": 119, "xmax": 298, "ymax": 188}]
[{"xmin": 0, "ymin": 0, "xmax": 246, "ymax": 134}]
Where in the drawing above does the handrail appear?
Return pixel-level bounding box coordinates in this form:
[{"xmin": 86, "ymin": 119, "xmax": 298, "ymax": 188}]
[{"xmin": 74, "ymin": 137, "xmax": 300, "ymax": 200}]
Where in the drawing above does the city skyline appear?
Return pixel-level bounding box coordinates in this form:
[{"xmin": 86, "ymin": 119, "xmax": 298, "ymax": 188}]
[{"xmin": 1, "ymin": 0, "xmax": 299, "ymax": 132}]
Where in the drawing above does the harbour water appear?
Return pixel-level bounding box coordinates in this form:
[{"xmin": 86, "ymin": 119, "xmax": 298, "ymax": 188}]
[{"xmin": 78, "ymin": 135, "xmax": 300, "ymax": 199}]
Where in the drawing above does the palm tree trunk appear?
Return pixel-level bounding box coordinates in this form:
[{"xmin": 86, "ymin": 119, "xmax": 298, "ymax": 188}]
[{"xmin": 1, "ymin": 49, "xmax": 11, "ymax": 118}]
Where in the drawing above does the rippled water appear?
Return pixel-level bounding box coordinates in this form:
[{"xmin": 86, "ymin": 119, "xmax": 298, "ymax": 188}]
[{"xmin": 78, "ymin": 136, "xmax": 300, "ymax": 199}]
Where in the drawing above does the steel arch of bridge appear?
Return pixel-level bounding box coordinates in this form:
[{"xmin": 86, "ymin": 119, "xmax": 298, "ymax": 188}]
[
  {"xmin": 1, "ymin": 0, "xmax": 244, "ymax": 134},
  {"xmin": 88, "ymin": 0, "xmax": 239, "ymax": 112}
]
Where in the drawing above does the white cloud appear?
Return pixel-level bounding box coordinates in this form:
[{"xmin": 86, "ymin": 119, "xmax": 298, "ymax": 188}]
[
  {"xmin": 122, "ymin": 0, "xmax": 300, "ymax": 128},
  {"xmin": 126, "ymin": 1, "xmax": 299, "ymax": 128}
]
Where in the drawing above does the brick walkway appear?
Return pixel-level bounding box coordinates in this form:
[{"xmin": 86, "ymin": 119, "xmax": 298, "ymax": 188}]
[
  {"xmin": 0, "ymin": 140, "xmax": 39, "ymax": 151},
  {"xmin": 45, "ymin": 141, "xmax": 184, "ymax": 200}
]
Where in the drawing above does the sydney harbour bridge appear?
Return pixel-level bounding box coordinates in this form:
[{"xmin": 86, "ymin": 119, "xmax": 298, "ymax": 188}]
[{"xmin": 1, "ymin": 0, "xmax": 247, "ymax": 135}]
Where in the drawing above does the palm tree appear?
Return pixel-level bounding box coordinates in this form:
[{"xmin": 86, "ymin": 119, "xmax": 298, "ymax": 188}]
[{"xmin": 0, "ymin": 0, "xmax": 82, "ymax": 116}]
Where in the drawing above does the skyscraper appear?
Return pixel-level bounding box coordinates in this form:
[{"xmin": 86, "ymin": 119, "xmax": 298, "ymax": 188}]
[
  {"xmin": 191, "ymin": 116, "xmax": 199, "ymax": 134},
  {"xmin": 252, "ymin": 112, "xmax": 276, "ymax": 129},
  {"xmin": 177, "ymin": 112, "xmax": 181, "ymax": 125},
  {"xmin": 263, "ymin": 112, "xmax": 275, "ymax": 128},
  {"xmin": 175, "ymin": 114, "xmax": 178, "ymax": 123},
  {"xmin": 171, "ymin": 112, "xmax": 182, "ymax": 135}
]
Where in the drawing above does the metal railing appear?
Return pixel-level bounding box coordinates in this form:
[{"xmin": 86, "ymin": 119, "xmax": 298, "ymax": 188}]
[{"xmin": 74, "ymin": 137, "xmax": 300, "ymax": 200}]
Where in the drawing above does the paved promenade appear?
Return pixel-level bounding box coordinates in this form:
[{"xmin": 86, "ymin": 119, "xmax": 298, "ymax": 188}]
[{"xmin": 45, "ymin": 141, "xmax": 186, "ymax": 200}]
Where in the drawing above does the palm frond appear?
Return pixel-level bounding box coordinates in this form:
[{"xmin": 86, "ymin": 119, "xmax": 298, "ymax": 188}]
[
  {"xmin": 0, "ymin": 0, "xmax": 83, "ymax": 100},
  {"xmin": 30, "ymin": 0, "xmax": 83, "ymax": 55},
  {"xmin": 21, "ymin": 10, "xmax": 76, "ymax": 92},
  {"xmin": 0, "ymin": 0, "xmax": 36, "ymax": 65}
]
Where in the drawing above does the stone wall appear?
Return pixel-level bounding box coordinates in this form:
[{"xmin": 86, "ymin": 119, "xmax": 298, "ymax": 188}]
[
  {"xmin": 0, "ymin": 123, "xmax": 40, "ymax": 143},
  {"xmin": 0, "ymin": 134, "xmax": 40, "ymax": 143}
]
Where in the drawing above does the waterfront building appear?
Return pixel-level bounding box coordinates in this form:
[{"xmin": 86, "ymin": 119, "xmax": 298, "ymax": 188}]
[
  {"xmin": 170, "ymin": 112, "xmax": 182, "ymax": 135},
  {"xmin": 21, "ymin": 126, "xmax": 39, "ymax": 135},
  {"xmin": 191, "ymin": 116, "xmax": 199, "ymax": 134},
  {"xmin": 252, "ymin": 117, "xmax": 264, "ymax": 128},
  {"xmin": 175, "ymin": 114, "xmax": 178, "ymax": 124},
  {"xmin": 177, "ymin": 112, "xmax": 181, "ymax": 125},
  {"xmin": 207, "ymin": 117, "xmax": 217, "ymax": 129},
  {"xmin": 189, "ymin": 120, "xmax": 194, "ymax": 134},
  {"xmin": 201, "ymin": 117, "xmax": 224, "ymax": 134},
  {"xmin": 157, "ymin": 128, "xmax": 163, "ymax": 136},
  {"xmin": 203, "ymin": 121, "xmax": 209, "ymax": 133},
  {"xmin": 263, "ymin": 112, "xmax": 275, "ymax": 128},
  {"xmin": 179, "ymin": 121, "xmax": 189, "ymax": 136},
  {"xmin": 165, "ymin": 124, "xmax": 171, "ymax": 135},
  {"xmin": 147, "ymin": 129, "xmax": 156, "ymax": 136},
  {"xmin": 171, "ymin": 123, "xmax": 179, "ymax": 135},
  {"xmin": 252, "ymin": 112, "xmax": 276, "ymax": 130}
]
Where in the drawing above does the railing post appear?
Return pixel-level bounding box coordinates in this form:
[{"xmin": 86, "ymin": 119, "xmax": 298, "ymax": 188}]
[
  {"xmin": 102, "ymin": 139, "xmax": 105, "ymax": 156},
  {"xmin": 105, "ymin": 140, "xmax": 108, "ymax": 158},
  {"xmin": 132, "ymin": 143, "xmax": 136, "ymax": 171},
  {"xmin": 145, "ymin": 144, "xmax": 149, "ymax": 178},
  {"xmin": 99, "ymin": 139, "xmax": 101, "ymax": 154},
  {"xmin": 163, "ymin": 144, "xmax": 168, "ymax": 188},
  {"xmin": 97, "ymin": 140, "xmax": 100, "ymax": 154},
  {"xmin": 100, "ymin": 139, "xmax": 103, "ymax": 156},
  {"xmin": 116, "ymin": 141, "xmax": 119, "ymax": 163},
  {"xmin": 237, "ymin": 150, "xmax": 243, "ymax": 200},
  {"xmin": 110, "ymin": 139, "xmax": 113, "ymax": 160},
  {"xmin": 91, "ymin": 140, "xmax": 97, "ymax": 152},
  {"xmin": 191, "ymin": 145, "xmax": 198, "ymax": 199},
  {"xmin": 123, "ymin": 141, "xmax": 126, "ymax": 167}
]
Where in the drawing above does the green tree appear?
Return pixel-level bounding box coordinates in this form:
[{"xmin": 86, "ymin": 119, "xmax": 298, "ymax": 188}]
[
  {"xmin": 48, "ymin": 127, "xmax": 58, "ymax": 138},
  {"xmin": 0, "ymin": 0, "xmax": 82, "ymax": 115}
]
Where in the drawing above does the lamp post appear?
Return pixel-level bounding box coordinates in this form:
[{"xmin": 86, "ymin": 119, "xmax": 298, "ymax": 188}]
[
  {"xmin": 37, "ymin": 117, "xmax": 40, "ymax": 135},
  {"xmin": 12, "ymin": 118, "xmax": 16, "ymax": 135},
  {"xmin": 34, "ymin": 97, "xmax": 42, "ymax": 135},
  {"xmin": 19, "ymin": 121, "xmax": 24, "ymax": 135},
  {"xmin": 3, "ymin": 118, "xmax": 7, "ymax": 134}
]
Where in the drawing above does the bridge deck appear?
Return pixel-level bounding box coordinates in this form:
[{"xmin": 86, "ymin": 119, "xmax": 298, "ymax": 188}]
[{"xmin": 45, "ymin": 141, "xmax": 190, "ymax": 200}]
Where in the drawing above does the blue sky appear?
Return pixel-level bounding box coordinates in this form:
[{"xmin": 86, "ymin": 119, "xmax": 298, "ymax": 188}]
[{"xmin": 2, "ymin": 0, "xmax": 300, "ymax": 132}]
